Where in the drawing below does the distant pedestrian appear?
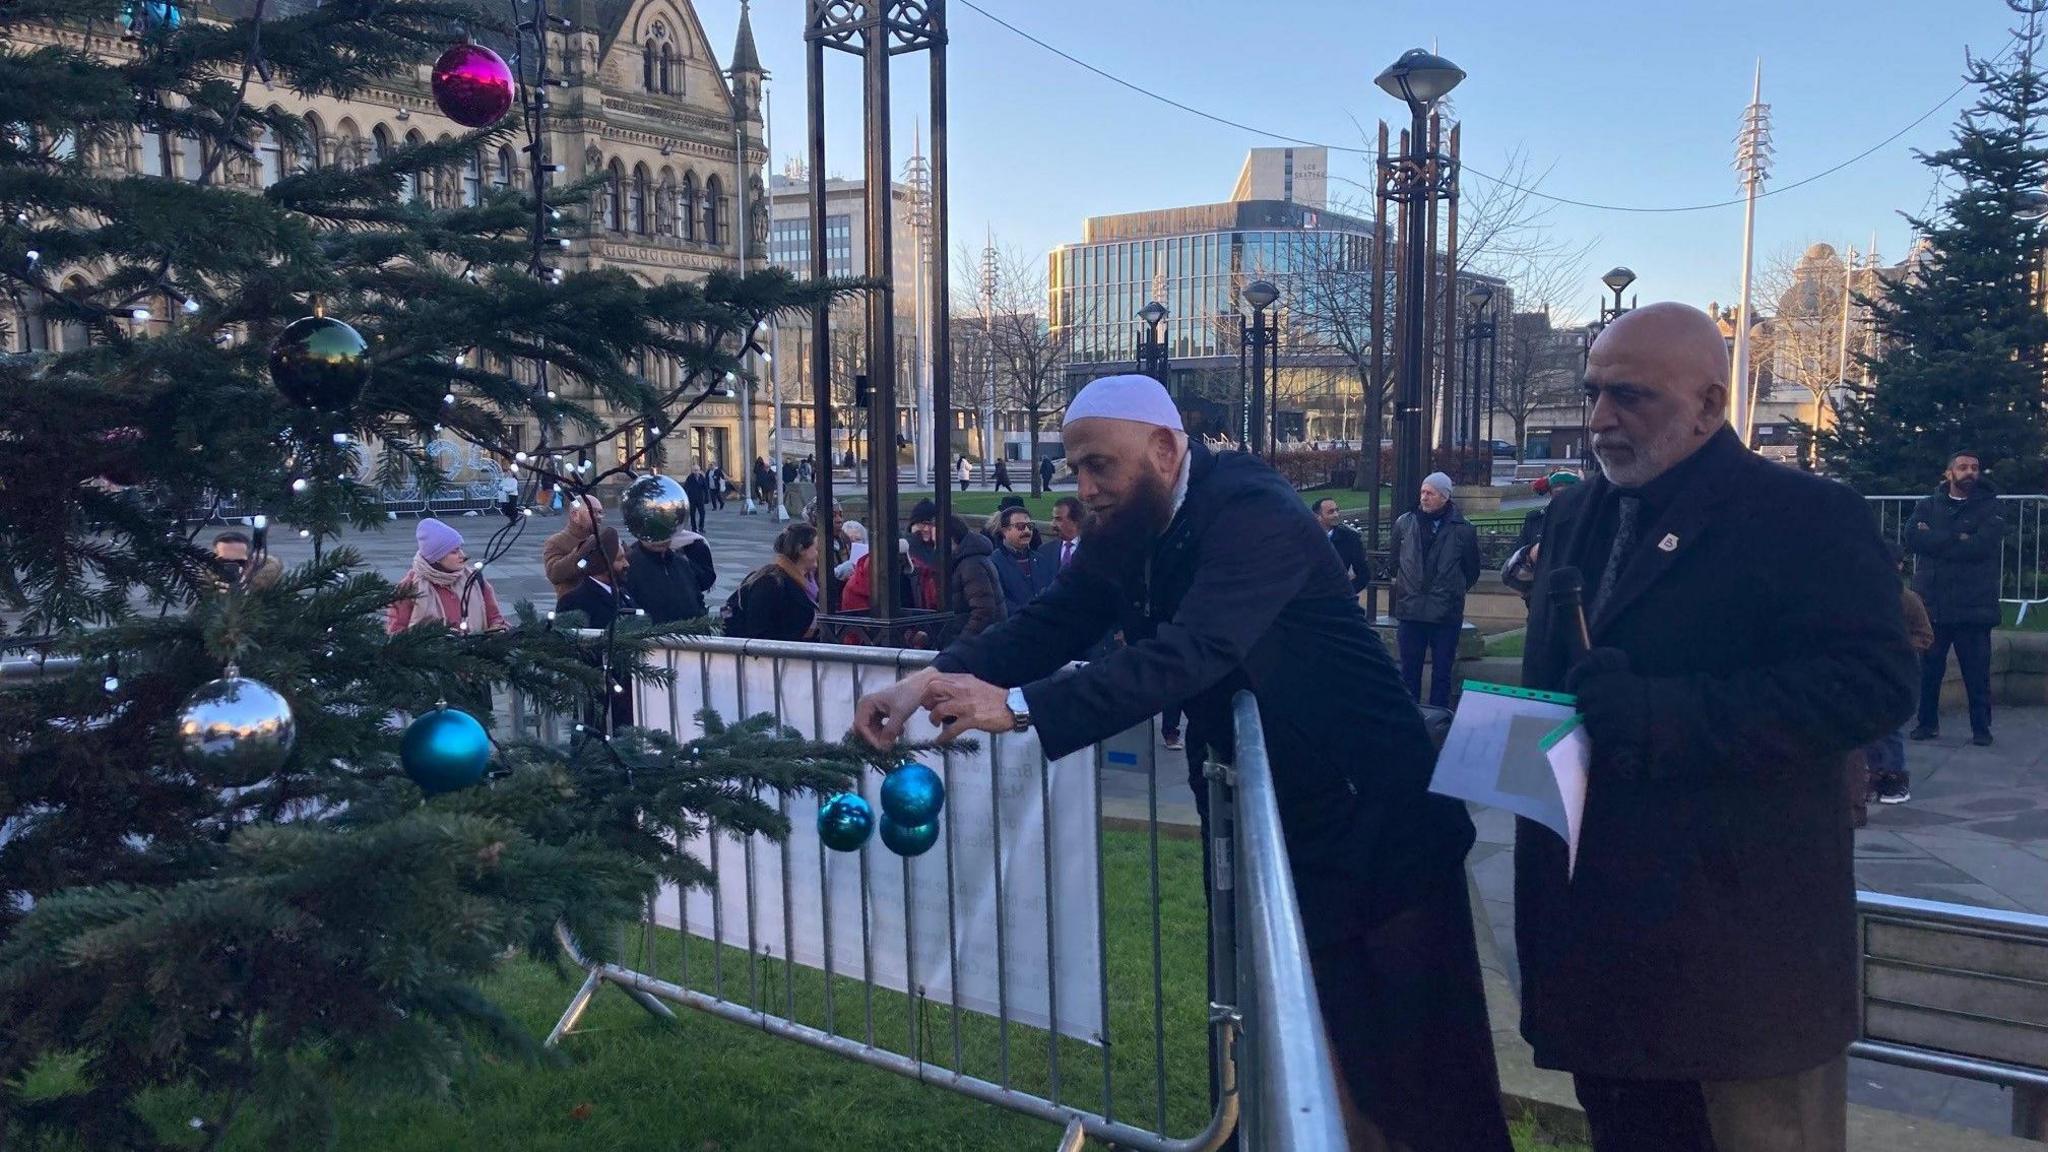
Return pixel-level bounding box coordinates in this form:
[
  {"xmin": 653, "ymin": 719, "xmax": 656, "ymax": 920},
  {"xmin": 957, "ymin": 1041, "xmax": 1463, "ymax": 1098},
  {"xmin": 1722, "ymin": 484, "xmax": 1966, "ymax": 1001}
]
[
  {"xmin": 1389, "ymin": 471, "xmax": 1479, "ymax": 707},
  {"xmin": 1039, "ymin": 456, "xmax": 1056, "ymax": 492},
  {"xmin": 623, "ymin": 525, "xmax": 716, "ymax": 624},
  {"xmin": 682, "ymin": 464, "xmax": 710, "ymax": 533},
  {"xmin": 724, "ymin": 523, "xmax": 819, "ymax": 642},
  {"xmin": 833, "ymin": 520, "xmax": 869, "ymax": 581},
  {"xmin": 542, "ymin": 494, "xmax": 606, "ymax": 601},
  {"xmin": 209, "ymin": 530, "xmax": 282, "ymax": 593},
  {"xmin": 388, "ymin": 517, "xmax": 507, "ymax": 635},
  {"xmin": 707, "ymin": 462, "xmax": 728, "ymax": 511},
  {"xmin": 799, "ymin": 457, "xmax": 815, "ymax": 484},
  {"xmin": 1908, "ymin": 450, "xmax": 2005, "ymax": 746},
  {"xmin": 753, "ymin": 457, "xmax": 776, "ymax": 506},
  {"xmin": 989, "ymin": 505, "xmax": 1048, "ymax": 614},
  {"xmin": 992, "ymin": 459, "xmax": 1013, "ymax": 492},
  {"xmin": 1313, "ymin": 497, "xmax": 1370, "ymax": 594},
  {"xmin": 1038, "ymin": 496, "xmax": 1083, "ymax": 574},
  {"xmin": 906, "ymin": 499, "xmax": 1004, "ymax": 645},
  {"xmin": 956, "ymin": 455, "xmax": 972, "ymax": 492},
  {"xmin": 1867, "ymin": 542, "xmax": 1934, "ymax": 806}
]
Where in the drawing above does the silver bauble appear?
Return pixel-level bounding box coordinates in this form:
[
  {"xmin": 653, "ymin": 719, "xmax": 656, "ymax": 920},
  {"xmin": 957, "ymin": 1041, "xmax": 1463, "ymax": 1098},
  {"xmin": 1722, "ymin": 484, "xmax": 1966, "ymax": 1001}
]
[
  {"xmin": 176, "ymin": 675, "xmax": 296, "ymax": 787},
  {"xmin": 621, "ymin": 474, "xmax": 689, "ymax": 544}
]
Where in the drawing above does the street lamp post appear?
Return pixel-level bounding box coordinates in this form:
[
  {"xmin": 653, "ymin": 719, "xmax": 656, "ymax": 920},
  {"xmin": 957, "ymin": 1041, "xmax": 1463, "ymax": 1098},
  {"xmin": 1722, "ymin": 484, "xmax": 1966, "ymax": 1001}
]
[
  {"xmin": 1462, "ymin": 283, "xmax": 1494, "ymax": 482},
  {"xmin": 1375, "ymin": 48, "xmax": 1465, "ymax": 515},
  {"xmin": 1243, "ymin": 280, "xmax": 1279, "ymax": 456},
  {"xmin": 1599, "ymin": 266, "xmax": 1636, "ymax": 325},
  {"xmin": 1137, "ymin": 300, "xmax": 1169, "ymax": 384}
]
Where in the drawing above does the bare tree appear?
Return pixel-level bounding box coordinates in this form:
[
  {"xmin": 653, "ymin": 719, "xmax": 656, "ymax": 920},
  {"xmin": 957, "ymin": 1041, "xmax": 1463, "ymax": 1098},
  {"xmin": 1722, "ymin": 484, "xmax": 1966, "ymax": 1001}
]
[
  {"xmin": 1491, "ymin": 310, "xmax": 1584, "ymax": 461},
  {"xmin": 981, "ymin": 245, "xmax": 1078, "ymax": 494},
  {"xmin": 1756, "ymin": 243, "xmax": 1853, "ymax": 466}
]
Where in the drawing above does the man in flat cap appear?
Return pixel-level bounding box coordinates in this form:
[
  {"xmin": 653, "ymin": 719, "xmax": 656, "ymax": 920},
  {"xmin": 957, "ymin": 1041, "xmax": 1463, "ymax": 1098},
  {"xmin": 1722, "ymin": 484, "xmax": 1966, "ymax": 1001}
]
[{"xmin": 855, "ymin": 374, "xmax": 1510, "ymax": 1151}]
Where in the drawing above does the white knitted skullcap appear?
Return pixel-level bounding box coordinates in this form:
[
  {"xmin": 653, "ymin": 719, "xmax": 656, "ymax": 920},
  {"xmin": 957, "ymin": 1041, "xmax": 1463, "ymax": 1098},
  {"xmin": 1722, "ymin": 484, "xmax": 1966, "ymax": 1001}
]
[{"xmin": 1062, "ymin": 374, "xmax": 1184, "ymax": 432}]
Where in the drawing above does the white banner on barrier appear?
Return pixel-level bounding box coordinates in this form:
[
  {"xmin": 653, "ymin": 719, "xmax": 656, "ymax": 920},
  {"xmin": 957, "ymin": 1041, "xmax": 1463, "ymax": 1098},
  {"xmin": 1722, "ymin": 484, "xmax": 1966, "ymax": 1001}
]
[{"xmin": 641, "ymin": 646, "xmax": 1106, "ymax": 1046}]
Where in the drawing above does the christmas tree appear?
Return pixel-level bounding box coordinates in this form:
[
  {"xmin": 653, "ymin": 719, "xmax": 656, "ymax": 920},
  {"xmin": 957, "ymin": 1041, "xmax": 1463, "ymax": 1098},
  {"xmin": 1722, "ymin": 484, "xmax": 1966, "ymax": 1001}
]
[
  {"xmin": 1823, "ymin": 0, "xmax": 2048, "ymax": 492},
  {"xmin": 0, "ymin": 0, "xmax": 881, "ymax": 1145}
]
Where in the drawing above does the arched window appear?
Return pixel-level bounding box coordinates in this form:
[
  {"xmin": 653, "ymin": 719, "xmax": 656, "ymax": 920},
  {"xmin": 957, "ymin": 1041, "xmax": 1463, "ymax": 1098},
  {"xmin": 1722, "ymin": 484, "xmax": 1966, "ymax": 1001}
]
[
  {"xmin": 494, "ymin": 145, "xmax": 514, "ymax": 191},
  {"xmin": 53, "ymin": 279, "xmax": 89, "ymax": 352},
  {"xmin": 677, "ymin": 172, "xmax": 697, "ymax": 241},
  {"xmin": 703, "ymin": 174, "xmax": 723, "ymax": 246},
  {"xmin": 300, "ymin": 113, "xmax": 323, "ymax": 171},
  {"xmin": 630, "ymin": 164, "xmax": 648, "ymax": 234},
  {"xmin": 659, "ymin": 44, "xmax": 672, "ymax": 93},
  {"xmin": 138, "ymin": 126, "xmax": 168, "ymax": 177},
  {"xmin": 400, "ymin": 129, "xmax": 424, "ymax": 201},
  {"xmin": 463, "ymin": 150, "xmax": 484, "ymax": 206},
  {"xmin": 603, "ymin": 159, "xmax": 623, "ymax": 232},
  {"xmin": 256, "ymin": 122, "xmax": 283, "ymax": 186},
  {"xmin": 372, "ymin": 125, "xmax": 392, "ymax": 165},
  {"xmin": 643, "ymin": 41, "xmax": 656, "ymax": 91}
]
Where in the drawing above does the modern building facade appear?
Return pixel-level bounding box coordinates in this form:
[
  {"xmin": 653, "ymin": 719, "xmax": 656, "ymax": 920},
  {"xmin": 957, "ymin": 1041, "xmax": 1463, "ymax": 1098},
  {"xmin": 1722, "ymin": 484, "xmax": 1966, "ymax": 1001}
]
[
  {"xmin": 6, "ymin": 0, "xmax": 767, "ymax": 477},
  {"xmin": 1049, "ymin": 147, "xmax": 1503, "ymax": 449}
]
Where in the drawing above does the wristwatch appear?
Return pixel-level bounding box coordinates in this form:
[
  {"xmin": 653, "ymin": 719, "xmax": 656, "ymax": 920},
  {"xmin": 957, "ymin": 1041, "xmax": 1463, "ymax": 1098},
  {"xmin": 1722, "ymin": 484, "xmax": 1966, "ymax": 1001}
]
[{"xmin": 1006, "ymin": 686, "xmax": 1032, "ymax": 732}]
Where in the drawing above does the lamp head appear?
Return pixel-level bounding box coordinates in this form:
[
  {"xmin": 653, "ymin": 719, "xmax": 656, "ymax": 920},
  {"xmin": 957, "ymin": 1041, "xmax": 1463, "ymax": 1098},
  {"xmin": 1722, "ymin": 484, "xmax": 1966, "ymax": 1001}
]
[
  {"xmin": 1243, "ymin": 280, "xmax": 1280, "ymax": 311},
  {"xmin": 1464, "ymin": 283, "xmax": 1494, "ymax": 311},
  {"xmin": 1374, "ymin": 48, "xmax": 1465, "ymax": 111},
  {"xmin": 1138, "ymin": 301, "xmax": 1168, "ymax": 327},
  {"xmin": 1601, "ymin": 266, "xmax": 1638, "ymax": 294}
]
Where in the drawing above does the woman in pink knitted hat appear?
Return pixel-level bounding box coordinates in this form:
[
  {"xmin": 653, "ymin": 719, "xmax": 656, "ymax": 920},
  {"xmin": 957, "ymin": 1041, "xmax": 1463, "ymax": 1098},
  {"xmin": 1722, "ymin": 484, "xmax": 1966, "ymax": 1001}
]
[{"xmin": 386, "ymin": 517, "xmax": 509, "ymax": 635}]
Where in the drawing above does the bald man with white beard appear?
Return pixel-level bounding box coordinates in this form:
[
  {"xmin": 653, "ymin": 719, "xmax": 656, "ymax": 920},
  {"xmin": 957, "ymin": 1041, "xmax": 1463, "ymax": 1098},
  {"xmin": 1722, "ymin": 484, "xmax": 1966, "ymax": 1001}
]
[
  {"xmin": 856, "ymin": 375, "xmax": 1511, "ymax": 1151},
  {"xmin": 1516, "ymin": 303, "xmax": 1914, "ymax": 1151}
]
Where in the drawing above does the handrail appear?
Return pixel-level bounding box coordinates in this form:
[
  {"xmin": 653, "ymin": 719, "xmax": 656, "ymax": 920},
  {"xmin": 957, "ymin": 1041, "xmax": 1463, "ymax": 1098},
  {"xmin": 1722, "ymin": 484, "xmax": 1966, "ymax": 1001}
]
[{"xmin": 1229, "ymin": 691, "xmax": 1350, "ymax": 1150}]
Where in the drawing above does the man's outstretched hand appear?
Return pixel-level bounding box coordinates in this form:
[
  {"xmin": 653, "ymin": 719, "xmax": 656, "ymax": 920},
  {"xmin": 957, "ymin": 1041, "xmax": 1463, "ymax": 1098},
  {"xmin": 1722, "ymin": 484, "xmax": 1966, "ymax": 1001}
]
[
  {"xmin": 852, "ymin": 668, "xmax": 1017, "ymax": 748},
  {"xmin": 852, "ymin": 668, "xmax": 937, "ymax": 750},
  {"xmin": 924, "ymin": 673, "xmax": 1015, "ymax": 743}
]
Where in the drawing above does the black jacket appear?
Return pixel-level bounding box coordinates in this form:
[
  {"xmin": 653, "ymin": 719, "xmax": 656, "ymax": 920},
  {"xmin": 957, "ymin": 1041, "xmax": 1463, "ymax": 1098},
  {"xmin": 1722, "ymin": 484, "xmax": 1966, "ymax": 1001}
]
[
  {"xmin": 733, "ymin": 565, "xmax": 815, "ymax": 642},
  {"xmin": 683, "ymin": 471, "xmax": 710, "ymax": 507},
  {"xmin": 1327, "ymin": 522, "xmax": 1370, "ymax": 592},
  {"xmin": 622, "ymin": 538, "xmax": 715, "ymax": 624},
  {"xmin": 934, "ymin": 442, "xmax": 1472, "ymax": 947},
  {"xmin": 1516, "ymin": 428, "xmax": 1915, "ymax": 1080},
  {"xmin": 556, "ymin": 576, "xmax": 633, "ymax": 629},
  {"xmin": 937, "ymin": 531, "xmax": 1006, "ymax": 646},
  {"xmin": 1389, "ymin": 503, "xmax": 1481, "ymax": 623},
  {"xmin": 990, "ymin": 541, "xmax": 1048, "ymax": 615},
  {"xmin": 1907, "ymin": 483, "xmax": 2005, "ymax": 627}
]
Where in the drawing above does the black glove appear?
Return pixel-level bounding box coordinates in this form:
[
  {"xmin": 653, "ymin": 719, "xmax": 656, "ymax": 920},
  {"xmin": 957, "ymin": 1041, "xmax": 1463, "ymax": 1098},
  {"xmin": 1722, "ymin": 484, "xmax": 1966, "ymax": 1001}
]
[{"xmin": 1565, "ymin": 647, "xmax": 1651, "ymax": 778}]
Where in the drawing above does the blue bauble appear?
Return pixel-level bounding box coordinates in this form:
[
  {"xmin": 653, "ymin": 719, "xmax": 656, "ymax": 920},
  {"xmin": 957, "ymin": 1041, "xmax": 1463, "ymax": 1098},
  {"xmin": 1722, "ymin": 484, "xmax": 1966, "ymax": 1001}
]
[
  {"xmin": 879, "ymin": 764, "xmax": 946, "ymax": 826},
  {"xmin": 121, "ymin": 0, "xmax": 181, "ymax": 33},
  {"xmin": 400, "ymin": 707, "xmax": 491, "ymax": 796},
  {"xmin": 816, "ymin": 792, "xmax": 874, "ymax": 852},
  {"xmin": 879, "ymin": 817, "xmax": 939, "ymax": 858}
]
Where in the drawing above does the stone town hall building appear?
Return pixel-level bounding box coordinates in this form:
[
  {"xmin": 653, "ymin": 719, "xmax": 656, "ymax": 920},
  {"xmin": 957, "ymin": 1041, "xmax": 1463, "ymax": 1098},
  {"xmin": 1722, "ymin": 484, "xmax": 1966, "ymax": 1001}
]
[{"xmin": 5, "ymin": 0, "xmax": 768, "ymax": 475}]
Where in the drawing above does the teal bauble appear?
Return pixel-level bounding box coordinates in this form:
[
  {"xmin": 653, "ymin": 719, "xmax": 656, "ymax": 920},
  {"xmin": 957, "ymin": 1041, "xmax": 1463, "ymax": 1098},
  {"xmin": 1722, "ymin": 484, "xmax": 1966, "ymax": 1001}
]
[
  {"xmin": 121, "ymin": 0, "xmax": 182, "ymax": 34},
  {"xmin": 269, "ymin": 316, "xmax": 371, "ymax": 410},
  {"xmin": 400, "ymin": 707, "xmax": 491, "ymax": 795},
  {"xmin": 879, "ymin": 764, "xmax": 945, "ymax": 826},
  {"xmin": 879, "ymin": 817, "xmax": 939, "ymax": 858},
  {"xmin": 816, "ymin": 792, "xmax": 874, "ymax": 852}
]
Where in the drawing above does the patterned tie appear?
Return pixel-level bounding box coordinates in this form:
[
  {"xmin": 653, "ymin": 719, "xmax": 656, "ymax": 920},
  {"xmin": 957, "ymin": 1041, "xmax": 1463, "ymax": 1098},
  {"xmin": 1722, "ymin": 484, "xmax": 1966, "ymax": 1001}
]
[
  {"xmin": 1590, "ymin": 496, "xmax": 1641, "ymax": 620},
  {"xmin": 1061, "ymin": 541, "xmax": 1074, "ymax": 568}
]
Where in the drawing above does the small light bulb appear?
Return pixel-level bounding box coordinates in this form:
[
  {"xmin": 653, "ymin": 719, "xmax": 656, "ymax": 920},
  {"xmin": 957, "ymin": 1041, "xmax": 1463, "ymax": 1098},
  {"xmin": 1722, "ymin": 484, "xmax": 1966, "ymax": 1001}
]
[
  {"xmin": 648, "ymin": 424, "xmax": 661, "ymax": 436},
  {"xmin": 724, "ymin": 372, "xmax": 736, "ymax": 384},
  {"xmin": 103, "ymin": 676, "xmax": 120, "ymax": 692},
  {"xmin": 546, "ymin": 610, "xmax": 557, "ymax": 621},
  {"xmin": 252, "ymin": 515, "xmax": 268, "ymax": 529},
  {"xmin": 514, "ymin": 452, "xmax": 529, "ymax": 464},
  {"xmin": 521, "ymin": 507, "xmax": 533, "ymax": 517},
  {"xmin": 574, "ymin": 723, "xmax": 586, "ymax": 733},
  {"xmin": 472, "ymin": 560, "xmax": 484, "ymax": 571},
  {"xmin": 132, "ymin": 308, "xmax": 151, "ymax": 321},
  {"xmin": 443, "ymin": 393, "xmax": 456, "ymax": 405},
  {"xmin": 576, "ymin": 558, "xmax": 588, "ymax": 569},
  {"xmin": 331, "ymin": 433, "xmax": 350, "ymax": 445},
  {"xmin": 634, "ymin": 607, "xmax": 645, "ymax": 617},
  {"xmin": 760, "ymin": 353, "xmax": 772, "ymax": 365},
  {"xmin": 291, "ymin": 478, "xmax": 309, "ymax": 493},
  {"xmin": 24, "ymin": 249, "xmax": 38, "ymax": 263},
  {"xmin": 611, "ymin": 681, "xmax": 623, "ymax": 694},
  {"xmin": 755, "ymin": 319, "xmax": 770, "ymax": 334},
  {"xmin": 547, "ymin": 390, "xmax": 558, "ymax": 400},
  {"xmin": 556, "ymin": 238, "xmax": 570, "ymax": 249},
  {"xmin": 298, "ymin": 528, "xmax": 311, "ymax": 538},
  {"xmin": 181, "ymin": 298, "xmax": 199, "ymax": 314}
]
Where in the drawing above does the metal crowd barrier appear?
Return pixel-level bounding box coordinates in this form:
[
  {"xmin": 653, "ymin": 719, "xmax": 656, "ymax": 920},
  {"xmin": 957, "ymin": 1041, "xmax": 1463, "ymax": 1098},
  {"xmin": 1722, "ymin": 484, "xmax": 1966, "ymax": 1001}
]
[
  {"xmin": 527, "ymin": 637, "xmax": 1362, "ymax": 1150},
  {"xmin": 1868, "ymin": 494, "xmax": 2048, "ymax": 622}
]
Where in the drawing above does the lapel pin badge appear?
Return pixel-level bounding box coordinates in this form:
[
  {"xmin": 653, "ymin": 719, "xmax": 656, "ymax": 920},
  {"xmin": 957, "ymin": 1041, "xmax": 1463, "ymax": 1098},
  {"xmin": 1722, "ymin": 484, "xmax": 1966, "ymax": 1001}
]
[{"xmin": 1658, "ymin": 533, "xmax": 1680, "ymax": 553}]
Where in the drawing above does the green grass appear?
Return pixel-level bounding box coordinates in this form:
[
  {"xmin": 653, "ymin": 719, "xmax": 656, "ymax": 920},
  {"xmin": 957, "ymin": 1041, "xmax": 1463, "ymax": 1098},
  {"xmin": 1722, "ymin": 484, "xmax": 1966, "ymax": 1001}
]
[
  {"xmin": 1485, "ymin": 629, "xmax": 1528, "ymax": 658},
  {"xmin": 1999, "ymin": 600, "xmax": 2048, "ymax": 632},
  {"xmin": 103, "ymin": 831, "xmax": 1582, "ymax": 1152}
]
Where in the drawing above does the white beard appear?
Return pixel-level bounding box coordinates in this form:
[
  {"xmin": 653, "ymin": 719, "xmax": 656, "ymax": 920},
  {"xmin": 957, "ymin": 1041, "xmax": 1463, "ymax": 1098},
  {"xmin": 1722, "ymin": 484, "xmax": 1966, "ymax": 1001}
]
[{"xmin": 1594, "ymin": 421, "xmax": 1706, "ymax": 488}]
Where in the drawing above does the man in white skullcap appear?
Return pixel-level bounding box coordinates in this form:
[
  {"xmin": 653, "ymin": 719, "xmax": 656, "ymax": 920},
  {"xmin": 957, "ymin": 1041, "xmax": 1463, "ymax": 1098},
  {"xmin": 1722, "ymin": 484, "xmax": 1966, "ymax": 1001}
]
[{"xmin": 855, "ymin": 374, "xmax": 1510, "ymax": 1151}]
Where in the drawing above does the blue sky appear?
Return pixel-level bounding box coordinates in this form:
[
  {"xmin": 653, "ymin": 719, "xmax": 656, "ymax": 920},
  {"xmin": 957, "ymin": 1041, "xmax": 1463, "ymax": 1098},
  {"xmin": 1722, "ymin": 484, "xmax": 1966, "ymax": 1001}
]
[{"xmin": 702, "ymin": 0, "xmax": 2023, "ymax": 320}]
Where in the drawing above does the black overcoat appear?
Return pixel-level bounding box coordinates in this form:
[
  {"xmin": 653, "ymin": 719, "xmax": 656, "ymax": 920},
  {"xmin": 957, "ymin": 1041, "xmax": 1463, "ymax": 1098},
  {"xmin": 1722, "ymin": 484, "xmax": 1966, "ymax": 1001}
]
[
  {"xmin": 1516, "ymin": 428, "xmax": 1915, "ymax": 1080},
  {"xmin": 1906, "ymin": 483, "xmax": 2005, "ymax": 627}
]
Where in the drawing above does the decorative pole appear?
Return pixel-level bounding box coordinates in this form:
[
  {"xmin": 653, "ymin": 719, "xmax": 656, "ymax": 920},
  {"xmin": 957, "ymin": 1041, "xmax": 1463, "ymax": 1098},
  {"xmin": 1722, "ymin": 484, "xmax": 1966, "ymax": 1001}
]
[{"xmin": 1730, "ymin": 60, "xmax": 1772, "ymax": 446}]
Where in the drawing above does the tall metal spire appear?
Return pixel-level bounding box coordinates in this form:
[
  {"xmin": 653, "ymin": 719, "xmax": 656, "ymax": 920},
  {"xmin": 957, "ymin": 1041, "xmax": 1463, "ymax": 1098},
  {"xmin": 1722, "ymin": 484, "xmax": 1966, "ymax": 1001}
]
[{"xmin": 1730, "ymin": 59, "xmax": 1773, "ymax": 443}]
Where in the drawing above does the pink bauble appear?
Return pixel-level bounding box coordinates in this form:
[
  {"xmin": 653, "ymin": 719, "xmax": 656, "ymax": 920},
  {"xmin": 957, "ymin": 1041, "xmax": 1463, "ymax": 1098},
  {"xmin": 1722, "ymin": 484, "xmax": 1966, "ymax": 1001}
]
[{"xmin": 431, "ymin": 42, "xmax": 514, "ymax": 128}]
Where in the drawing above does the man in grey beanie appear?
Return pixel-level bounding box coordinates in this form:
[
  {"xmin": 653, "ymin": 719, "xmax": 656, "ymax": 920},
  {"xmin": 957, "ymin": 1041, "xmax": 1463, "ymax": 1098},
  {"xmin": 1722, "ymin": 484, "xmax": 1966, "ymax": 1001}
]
[{"xmin": 1390, "ymin": 470, "xmax": 1480, "ymax": 706}]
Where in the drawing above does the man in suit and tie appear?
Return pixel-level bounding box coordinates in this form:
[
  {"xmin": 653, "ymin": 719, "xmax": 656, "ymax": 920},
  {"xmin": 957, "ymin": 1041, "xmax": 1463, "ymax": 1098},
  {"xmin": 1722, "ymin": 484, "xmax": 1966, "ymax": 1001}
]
[
  {"xmin": 1037, "ymin": 495, "xmax": 1084, "ymax": 580},
  {"xmin": 1314, "ymin": 497, "xmax": 1371, "ymax": 594},
  {"xmin": 1518, "ymin": 303, "xmax": 1914, "ymax": 1151}
]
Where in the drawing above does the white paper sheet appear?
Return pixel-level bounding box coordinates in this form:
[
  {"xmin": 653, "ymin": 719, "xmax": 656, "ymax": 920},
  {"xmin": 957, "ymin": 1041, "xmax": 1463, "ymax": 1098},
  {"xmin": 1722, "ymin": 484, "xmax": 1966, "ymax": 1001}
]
[{"xmin": 1430, "ymin": 680, "xmax": 1586, "ymax": 872}]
